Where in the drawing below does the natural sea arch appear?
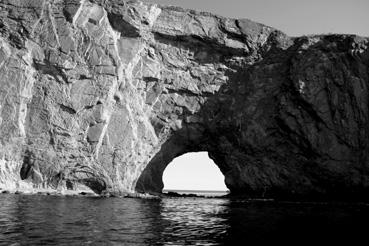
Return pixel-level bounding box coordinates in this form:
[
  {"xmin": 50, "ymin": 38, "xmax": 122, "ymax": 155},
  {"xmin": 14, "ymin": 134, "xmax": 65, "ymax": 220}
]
[
  {"xmin": 134, "ymin": 123, "xmax": 234, "ymax": 195},
  {"xmin": 0, "ymin": 0, "xmax": 368, "ymax": 201},
  {"xmin": 162, "ymin": 152, "xmax": 228, "ymax": 192},
  {"xmin": 135, "ymin": 149, "xmax": 230, "ymax": 195}
]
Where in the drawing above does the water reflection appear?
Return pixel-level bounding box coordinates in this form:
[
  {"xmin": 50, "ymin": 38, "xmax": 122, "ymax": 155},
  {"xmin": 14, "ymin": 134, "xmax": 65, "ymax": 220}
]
[
  {"xmin": 1, "ymin": 194, "xmax": 369, "ymax": 245},
  {"xmin": 159, "ymin": 198, "xmax": 229, "ymax": 245}
]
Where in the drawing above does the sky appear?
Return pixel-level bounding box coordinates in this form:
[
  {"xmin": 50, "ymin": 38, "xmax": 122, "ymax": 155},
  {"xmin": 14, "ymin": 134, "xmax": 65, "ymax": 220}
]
[
  {"xmin": 163, "ymin": 152, "xmax": 228, "ymax": 191},
  {"xmin": 144, "ymin": 0, "xmax": 369, "ymax": 37},
  {"xmin": 147, "ymin": 0, "xmax": 368, "ymax": 191}
]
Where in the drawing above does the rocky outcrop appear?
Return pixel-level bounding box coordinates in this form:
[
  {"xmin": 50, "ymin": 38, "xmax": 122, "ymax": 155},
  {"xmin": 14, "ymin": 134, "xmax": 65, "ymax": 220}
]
[{"xmin": 0, "ymin": 0, "xmax": 368, "ymax": 199}]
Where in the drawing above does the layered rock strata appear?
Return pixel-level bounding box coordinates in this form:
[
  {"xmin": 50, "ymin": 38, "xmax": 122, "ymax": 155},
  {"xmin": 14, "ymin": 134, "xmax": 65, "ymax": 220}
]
[{"xmin": 0, "ymin": 0, "xmax": 368, "ymax": 199}]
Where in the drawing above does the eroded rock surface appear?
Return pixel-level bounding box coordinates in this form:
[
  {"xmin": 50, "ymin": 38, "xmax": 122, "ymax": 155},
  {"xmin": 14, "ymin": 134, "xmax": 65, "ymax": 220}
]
[{"xmin": 0, "ymin": 0, "xmax": 369, "ymax": 199}]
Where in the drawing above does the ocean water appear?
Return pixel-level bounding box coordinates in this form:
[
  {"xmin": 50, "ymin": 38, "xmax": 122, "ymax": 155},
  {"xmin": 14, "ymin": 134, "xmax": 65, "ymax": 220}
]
[{"xmin": 1, "ymin": 193, "xmax": 369, "ymax": 245}]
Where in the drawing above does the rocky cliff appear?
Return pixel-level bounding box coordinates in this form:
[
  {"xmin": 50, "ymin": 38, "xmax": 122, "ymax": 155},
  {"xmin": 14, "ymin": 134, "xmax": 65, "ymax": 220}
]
[{"xmin": 0, "ymin": 0, "xmax": 368, "ymax": 199}]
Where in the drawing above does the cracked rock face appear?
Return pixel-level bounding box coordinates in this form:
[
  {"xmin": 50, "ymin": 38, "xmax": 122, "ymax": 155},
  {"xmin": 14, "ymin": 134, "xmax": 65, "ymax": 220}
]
[{"xmin": 1, "ymin": 0, "xmax": 369, "ymax": 199}]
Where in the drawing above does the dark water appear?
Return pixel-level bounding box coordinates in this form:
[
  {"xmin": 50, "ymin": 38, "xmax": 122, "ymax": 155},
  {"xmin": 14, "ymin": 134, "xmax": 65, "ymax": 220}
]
[{"xmin": 1, "ymin": 194, "xmax": 369, "ymax": 245}]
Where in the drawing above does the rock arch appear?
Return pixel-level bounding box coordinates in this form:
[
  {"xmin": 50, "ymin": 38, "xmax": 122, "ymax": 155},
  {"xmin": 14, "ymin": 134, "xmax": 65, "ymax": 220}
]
[{"xmin": 0, "ymin": 0, "xmax": 369, "ymax": 199}]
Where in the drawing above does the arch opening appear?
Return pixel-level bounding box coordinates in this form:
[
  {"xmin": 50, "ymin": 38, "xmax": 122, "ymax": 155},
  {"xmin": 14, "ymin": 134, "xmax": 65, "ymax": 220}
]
[{"xmin": 162, "ymin": 152, "xmax": 229, "ymax": 195}]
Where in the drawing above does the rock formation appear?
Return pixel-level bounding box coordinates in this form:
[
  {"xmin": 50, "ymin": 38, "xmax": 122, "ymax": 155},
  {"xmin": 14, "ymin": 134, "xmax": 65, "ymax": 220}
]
[{"xmin": 0, "ymin": 0, "xmax": 368, "ymax": 199}]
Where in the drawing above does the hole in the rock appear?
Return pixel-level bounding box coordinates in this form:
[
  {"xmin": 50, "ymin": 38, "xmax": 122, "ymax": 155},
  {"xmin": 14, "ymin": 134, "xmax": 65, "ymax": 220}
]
[{"xmin": 163, "ymin": 152, "xmax": 228, "ymax": 194}]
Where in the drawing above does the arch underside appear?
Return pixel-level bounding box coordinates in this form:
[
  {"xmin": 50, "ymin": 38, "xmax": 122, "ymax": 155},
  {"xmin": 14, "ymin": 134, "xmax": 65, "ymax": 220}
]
[{"xmin": 135, "ymin": 124, "xmax": 213, "ymax": 194}]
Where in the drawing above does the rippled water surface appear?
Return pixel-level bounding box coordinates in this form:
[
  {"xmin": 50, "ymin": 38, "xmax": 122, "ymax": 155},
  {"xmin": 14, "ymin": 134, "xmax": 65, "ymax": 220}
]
[{"xmin": 1, "ymin": 194, "xmax": 369, "ymax": 245}]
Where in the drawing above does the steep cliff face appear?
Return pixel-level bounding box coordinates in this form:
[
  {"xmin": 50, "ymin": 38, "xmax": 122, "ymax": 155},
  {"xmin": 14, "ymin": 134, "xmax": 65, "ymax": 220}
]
[{"xmin": 0, "ymin": 0, "xmax": 368, "ymax": 198}]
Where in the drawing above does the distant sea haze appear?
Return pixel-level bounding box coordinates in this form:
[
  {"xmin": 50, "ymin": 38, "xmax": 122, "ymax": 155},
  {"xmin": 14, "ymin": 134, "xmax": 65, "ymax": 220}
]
[{"xmin": 163, "ymin": 189, "xmax": 230, "ymax": 196}]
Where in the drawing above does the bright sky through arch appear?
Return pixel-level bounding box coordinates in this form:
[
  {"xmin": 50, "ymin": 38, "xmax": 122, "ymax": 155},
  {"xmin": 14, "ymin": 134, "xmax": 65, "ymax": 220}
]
[
  {"xmin": 144, "ymin": 0, "xmax": 369, "ymax": 37},
  {"xmin": 163, "ymin": 152, "xmax": 228, "ymax": 191}
]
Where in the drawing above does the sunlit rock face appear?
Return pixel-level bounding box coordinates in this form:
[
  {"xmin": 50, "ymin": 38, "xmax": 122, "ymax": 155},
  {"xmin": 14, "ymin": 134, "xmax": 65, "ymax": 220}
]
[{"xmin": 0, "ymin": 0, "xmax": 369, "ymax": 198}]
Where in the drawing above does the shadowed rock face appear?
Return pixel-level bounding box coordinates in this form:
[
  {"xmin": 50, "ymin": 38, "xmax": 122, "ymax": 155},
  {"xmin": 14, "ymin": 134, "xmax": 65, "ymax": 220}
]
[{"xmin": 0, "ymin": 0, "xmax": 368, "ymax": 199}]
